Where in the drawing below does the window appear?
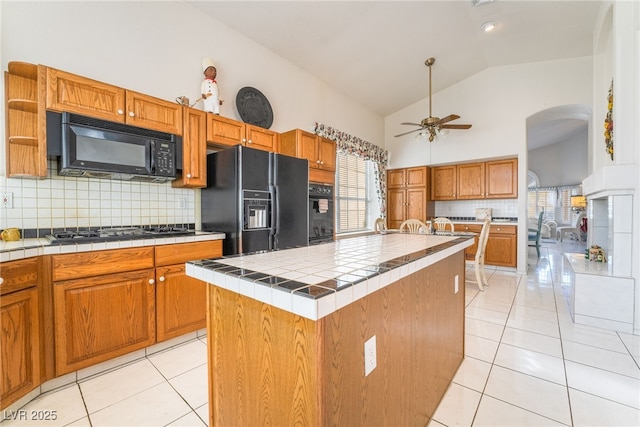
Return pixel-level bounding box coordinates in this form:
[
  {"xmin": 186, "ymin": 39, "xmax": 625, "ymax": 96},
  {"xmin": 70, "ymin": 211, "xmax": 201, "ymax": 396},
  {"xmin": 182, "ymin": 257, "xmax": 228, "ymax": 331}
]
[
  {"xmin": 336, "ymin": 152, "xmax": 369, "ymax": 233},
  {"xmin": 527, "ymin": 189, "xmax": 556, "ymax": 221},
  {"xmin": 527, "ymin": 185, "xmax": 581, "ymax": 225}
]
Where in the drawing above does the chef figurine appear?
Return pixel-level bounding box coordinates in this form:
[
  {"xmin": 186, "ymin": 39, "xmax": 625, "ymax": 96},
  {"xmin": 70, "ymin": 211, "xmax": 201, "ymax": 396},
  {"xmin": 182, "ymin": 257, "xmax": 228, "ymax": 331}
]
[{"xmin": 201, "ymin": 58, "xmax": 223, "ymax": 114}]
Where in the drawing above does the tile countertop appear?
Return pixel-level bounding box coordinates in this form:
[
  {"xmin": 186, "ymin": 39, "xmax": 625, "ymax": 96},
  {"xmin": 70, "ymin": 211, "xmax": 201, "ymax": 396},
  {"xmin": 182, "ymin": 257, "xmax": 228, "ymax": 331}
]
[
  {"xmin": 186, "ymin": 233, "xmax": 474, "ymax": 321},
  {"xmin": 564, "ymin": 252, "xmax": 615, "ymax": 276},
  {"xmin": 0, "ymin": 231, "xmax": 225, "ymax": 262}
]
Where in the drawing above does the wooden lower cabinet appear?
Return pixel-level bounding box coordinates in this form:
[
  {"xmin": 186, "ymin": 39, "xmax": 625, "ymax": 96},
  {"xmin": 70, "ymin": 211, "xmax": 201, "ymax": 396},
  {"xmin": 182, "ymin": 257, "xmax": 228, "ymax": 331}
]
[
  {"xmin": 455, "ymin": 223, "xmax": 517, "ymax": 267},
  {"xmin": 155, "ymin": 240, "xmax": 222, "ymax": 341},
  {"xmin": 52, "ymin": 241, "xmax": 222, "ymax": 375},
  {"xmin": 53, "ymin": 267, "xmax": 156, "ymax": 375},
  {"xmin": 1, "ymin": 258, "xmax": 41, "ymax": 409},
  {"xmin": 387, "ymin": 188, "xmax": 427, "ymax": 229}
]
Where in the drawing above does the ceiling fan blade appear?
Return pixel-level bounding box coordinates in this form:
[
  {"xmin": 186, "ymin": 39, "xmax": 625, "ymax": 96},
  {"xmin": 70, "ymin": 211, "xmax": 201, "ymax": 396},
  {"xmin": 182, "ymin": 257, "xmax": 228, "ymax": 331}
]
[
  {"xmin": 437, "ymin": 114, "xmax": 460, "ymax": 125},
  {"xmin": 400, "ymin": 122, "xmax": 422, "ymax": 126},
  {"xmin": 394, "ymin": 128, "xmax": 423, "ymax": 137},
  {"xmin": 441, "ymin": 124, "xmax": 472, "ymax": 130}
]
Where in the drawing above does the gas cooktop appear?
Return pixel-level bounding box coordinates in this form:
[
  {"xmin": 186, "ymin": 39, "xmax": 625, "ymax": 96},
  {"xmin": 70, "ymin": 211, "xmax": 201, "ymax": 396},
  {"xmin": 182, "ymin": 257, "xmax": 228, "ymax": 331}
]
[{"xmin": 46, "ymin": 226, "xmax": 195, "ymax": 245}]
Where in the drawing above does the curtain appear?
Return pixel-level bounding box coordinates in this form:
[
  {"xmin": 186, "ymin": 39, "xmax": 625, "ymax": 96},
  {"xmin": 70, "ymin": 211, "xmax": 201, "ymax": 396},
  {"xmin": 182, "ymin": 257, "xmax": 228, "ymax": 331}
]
[{"xmin": 314, "ymin": 123, "xmax": 389, "ymax": 217}]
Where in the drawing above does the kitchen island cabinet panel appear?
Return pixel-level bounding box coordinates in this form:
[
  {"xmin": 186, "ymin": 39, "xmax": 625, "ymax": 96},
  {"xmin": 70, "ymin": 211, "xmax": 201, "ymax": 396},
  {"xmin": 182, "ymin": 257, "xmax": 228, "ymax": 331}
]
[
  {"xmin": 53, "ymin": 269, "xmax": 156, "ymax": 375},
  {"xmin": 205, "ymin": 246, "xmax": 466, "ymax": 426}
]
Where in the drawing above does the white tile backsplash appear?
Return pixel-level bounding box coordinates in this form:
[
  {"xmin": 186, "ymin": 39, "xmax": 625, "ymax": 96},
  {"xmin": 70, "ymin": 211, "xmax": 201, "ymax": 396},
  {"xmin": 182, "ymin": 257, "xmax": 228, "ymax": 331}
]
[
  {"xmin": 0, "ymin": 160, "xmax": 195, "ymax": 231},
  {"xmin": 434, "ymin": 199, "xmax": 518, "ymax": 218}
]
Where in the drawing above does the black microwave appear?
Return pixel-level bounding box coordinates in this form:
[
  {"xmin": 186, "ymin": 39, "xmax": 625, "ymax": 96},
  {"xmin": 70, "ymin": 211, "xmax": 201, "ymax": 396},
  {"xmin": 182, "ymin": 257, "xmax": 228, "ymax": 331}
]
[{"xmin": 47, "ymin": 112, "xmax": 181, "ymax": 183}]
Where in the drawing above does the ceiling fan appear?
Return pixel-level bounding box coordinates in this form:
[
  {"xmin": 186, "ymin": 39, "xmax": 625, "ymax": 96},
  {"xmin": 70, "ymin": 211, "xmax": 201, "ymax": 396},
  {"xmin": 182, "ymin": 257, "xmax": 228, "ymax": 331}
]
[{"xmin": 395, "ymin": 58, "xmax": 472, "ymax": 142}]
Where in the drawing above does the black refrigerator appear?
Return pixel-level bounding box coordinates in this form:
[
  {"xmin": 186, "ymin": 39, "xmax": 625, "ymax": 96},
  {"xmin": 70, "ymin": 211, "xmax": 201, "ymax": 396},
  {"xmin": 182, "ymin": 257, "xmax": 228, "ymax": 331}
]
[{"xmin": 201, "ymin": 145, "xmax": 309, "ymax": 255}]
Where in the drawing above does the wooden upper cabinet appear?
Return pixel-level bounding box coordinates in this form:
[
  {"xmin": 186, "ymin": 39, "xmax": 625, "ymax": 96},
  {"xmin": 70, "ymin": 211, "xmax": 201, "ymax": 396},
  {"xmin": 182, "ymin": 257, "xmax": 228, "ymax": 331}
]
[
  {"xmin": 46, "ymin": 67, "xmax": 125, "ymax": 122},
  {"xmin": 486, "ymin": 158, "xmax": 518, "ymax": 198},
  {"xmin": 206, "ymin": 114, "xmax": 244, "ymax": 147},
  {"xmin": 245, "ymin": 123, "xmax": 278, "ymax": 152},
  {"xmin": 279, "ymin": 129, "xmax": 337, "ymax": 183},
  {"xmin": 125, "ymin": 90, "xmax": 182, "ymax": 135},
  {"xmin": 457, "ymin": 162, "xmax": 485, "ymax": 199},
  {"xmin": 432, "ymin": 158, "xmax": 517, "ymax": 200},
  {"xmin": 4, "ymin": 62, "xmax": 47, "ymax": 178},
  {"xmin": 173, "ymin": 106, "xmax": 206, "ymax": 188},
  {"xmin": 46, "ymin": 67, "xmax": 182, "ymax": 135},
  {"xmin": 431, "ymin": 165, "xmax": 457, "ymax": 200},
  {"xmin": 317, "ymin": 137, "xmax": 336, "ymax": 171},
  {"xmin": 206, "ymin": 114, "xmax": 278, "ymax": 152},
  {"xmin": 390, "ymin": 166, "xmax": 427, "ymax": 189}
]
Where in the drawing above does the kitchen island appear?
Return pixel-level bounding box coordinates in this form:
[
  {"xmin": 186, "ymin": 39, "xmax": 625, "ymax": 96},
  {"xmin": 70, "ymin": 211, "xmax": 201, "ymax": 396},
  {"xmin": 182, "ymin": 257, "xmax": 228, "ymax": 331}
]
[{"xmin": 187, "ymin": 233, "xmax": 473, "ymax": 426}]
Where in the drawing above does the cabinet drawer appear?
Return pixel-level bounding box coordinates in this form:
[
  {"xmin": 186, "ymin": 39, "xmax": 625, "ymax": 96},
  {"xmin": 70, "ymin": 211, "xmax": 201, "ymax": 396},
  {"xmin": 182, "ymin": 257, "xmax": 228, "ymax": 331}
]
[
  {"xmin": 0, "ymin": 257, "xmax": 38, "ymax": 295},
  {"xmin": 52, "ymin": 247, "xmax": 154, "ymax": 281},
  {"xmin": 489, "ymin": 225, "xmax": 516, "ymax": 235},
  {"xmin": 454, "ymin": 223, "xmax": 482, "ymax": 233},
  {"xmin": 155, "ymin": 240, "xmax": 222, "ymax": 267}
]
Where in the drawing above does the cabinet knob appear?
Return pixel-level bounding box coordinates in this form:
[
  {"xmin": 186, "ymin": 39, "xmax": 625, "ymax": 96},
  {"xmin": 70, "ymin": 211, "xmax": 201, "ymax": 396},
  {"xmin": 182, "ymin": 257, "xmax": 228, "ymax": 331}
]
[
  {"xmin": 242, "ymin": 138, "xmax": 247, "ymax": 143},
  {"xmin": 149, "ymin": 279, "xmax": 155, "ymax": 285},
  {"xmin": 465, "ymin": 226, "xmax": 469, "ymax": 230},
  {"xmin": 320, "ymin": 161, "xmax": 324, "ymax": 165},
  {"xmin": 129, "ymin": 111, "xmax": 135, "ymax": 117},
  {"xmin": 316, "ymin": 160, "xmax": 321, "ymax": 164},
  {"xmin": 186, "ymin": 173, "xmax": 192, "ymax": 179},
  {"xmin": 159, "ymin": 276, "xmax": 165, "ymax": 282},
  {"xmin": 247, "ymin": 139, "xmax": 252, "ymax": 144},
  {"xmin": 117, "ymin": 109, "xmax": 124, "ymax": 115},
  {"xmin": 497, "ymin": 228, "xmax": 501, "ymax": 231},
  {"xmin": 0, "ymin": 277, "xmax": 3, "ymax": 285}
]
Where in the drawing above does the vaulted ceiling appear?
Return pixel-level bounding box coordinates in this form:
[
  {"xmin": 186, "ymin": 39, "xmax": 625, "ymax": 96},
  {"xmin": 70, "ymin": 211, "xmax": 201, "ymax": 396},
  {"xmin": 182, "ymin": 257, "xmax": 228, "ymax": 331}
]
[{"xmin": 188, "ymin": 0, "xmax": 601, "ymax": 146}]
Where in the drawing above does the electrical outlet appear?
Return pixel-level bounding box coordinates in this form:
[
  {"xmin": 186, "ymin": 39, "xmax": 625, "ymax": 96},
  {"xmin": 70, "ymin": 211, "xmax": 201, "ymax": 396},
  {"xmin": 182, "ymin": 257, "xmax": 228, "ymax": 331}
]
[
  {"xmin": 454, "ymin": 274, "xmax": 459, "ymax": 294},
  {"xmin": 1, "ymin": 193, "xmax": 13, "ymax": 208},
  {"xmin": 364, "ymin": 335, "xmax": 376, "ymax": 376}
]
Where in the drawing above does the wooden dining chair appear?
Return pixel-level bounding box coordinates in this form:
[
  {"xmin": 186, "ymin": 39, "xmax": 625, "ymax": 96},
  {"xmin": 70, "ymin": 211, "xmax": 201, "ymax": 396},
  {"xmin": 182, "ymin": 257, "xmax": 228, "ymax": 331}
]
[
  {"xmin": 433, "ymin": 217, "xmax": 455, "ymax": 232},
  {"xmin": 399, "ymin": 219, "xmax": 427, "ymax": 234},
  {"xmin": 466, "ymin": 219, "xmax": 491, "ymax": 291}
]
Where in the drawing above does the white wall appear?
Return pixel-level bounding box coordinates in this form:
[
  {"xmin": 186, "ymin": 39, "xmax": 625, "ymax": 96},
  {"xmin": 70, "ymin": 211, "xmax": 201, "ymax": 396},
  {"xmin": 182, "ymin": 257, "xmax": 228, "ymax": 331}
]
[
  {"xmin": 0, "ymin": 1, "xmax": 383, "ymax": 144},
  {"xmin": 0, "ymin": 1, "xmax": 383, "ymax": 232},
  {"xmin": 384, "ymin": 57, "xmax": 593, "ymax": 272},
  {"xmin": 528, "ymin": 131, "xmax": 589, "ymax": 187}
]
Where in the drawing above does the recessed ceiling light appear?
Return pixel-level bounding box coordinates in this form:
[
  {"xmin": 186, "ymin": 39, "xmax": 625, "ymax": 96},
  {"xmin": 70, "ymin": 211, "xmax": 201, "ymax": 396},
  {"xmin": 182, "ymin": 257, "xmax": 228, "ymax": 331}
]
[
  {"xmin": 472, "ymin": 0, "xmax": 495, "ymax": 6},
  {"xmin": 481, "ymin": 21, "xmax": 498, "ymax": 32}
]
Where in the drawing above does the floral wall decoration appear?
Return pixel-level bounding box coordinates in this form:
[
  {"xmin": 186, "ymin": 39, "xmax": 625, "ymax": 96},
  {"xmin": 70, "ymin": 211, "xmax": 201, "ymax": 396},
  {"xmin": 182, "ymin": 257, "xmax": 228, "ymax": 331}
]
[
  {"xmin": 314, "ymin": 123, "xmax": 389, "ymax": 218},
  {"xmin": 604, "ymin": 79, "xmax": 613, "ymax": 160}
]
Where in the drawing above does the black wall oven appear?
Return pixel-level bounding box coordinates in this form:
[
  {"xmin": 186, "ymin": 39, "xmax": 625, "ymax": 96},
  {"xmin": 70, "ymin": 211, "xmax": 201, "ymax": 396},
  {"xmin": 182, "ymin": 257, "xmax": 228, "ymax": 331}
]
[{"xmin": 308, "ymin": 184, "xmax": 334, "ymax": 245}]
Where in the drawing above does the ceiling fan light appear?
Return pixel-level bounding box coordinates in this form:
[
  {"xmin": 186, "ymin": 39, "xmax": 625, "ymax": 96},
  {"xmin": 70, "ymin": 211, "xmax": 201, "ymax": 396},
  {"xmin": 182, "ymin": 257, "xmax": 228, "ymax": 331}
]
[{"xmin": 481, "ymin": 21, "xmax": 498, "ymax": 32}]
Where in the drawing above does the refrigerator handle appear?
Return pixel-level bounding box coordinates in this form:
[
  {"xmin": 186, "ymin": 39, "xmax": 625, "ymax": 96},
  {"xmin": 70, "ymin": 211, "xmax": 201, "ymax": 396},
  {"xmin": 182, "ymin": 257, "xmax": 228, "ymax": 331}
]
[{"xmin": 269, "ymin": 184, "xmax": 278, "ymax": 250}]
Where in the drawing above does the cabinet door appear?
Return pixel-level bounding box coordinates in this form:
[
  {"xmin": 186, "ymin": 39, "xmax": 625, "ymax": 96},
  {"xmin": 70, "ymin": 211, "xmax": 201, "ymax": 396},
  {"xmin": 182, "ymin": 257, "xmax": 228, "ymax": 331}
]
[
  {"xmin": 297, "ymin": 130, "xmax": 320, "ymax": 167},
  {"xmin": 318, "ymin": 137, "xmax": 336, "ymax": 171},
  {"xmin": 486, "ymin": 159, "xmax": 518, "ymax": 199},
  {"xmin": 156, "ymin": 264, "xmax": 207, "ymax": 342},
  {"xmin": 387, "ymin": 169, "xmax": 406, "ymax": 188},
  {"xmin": 125, "ymin": 90, "xmax": 182, "ymax": 135},
  {"xmin": 46, "ymin": 67, "xmax": 126, "ymax": 122},
  {"xmin": 206, "ymin": 114, "xmax": 244, "ymax": 147},
  {"xmin": 245, "ymin": 124, "xmax": 278, "ymax": 152},
  {"xmin": 1, "ymin": 288, "xmax": 40, "ymax": 408},
  {"xmin": 455, "ymin": 223, "xmax": 482, "ymax": 260},
  {"xmin": 406, "ymin": 167, "xmax": 427, "ymax": 187},
  {"xmin": 406, "ymin": 188, "xmax": 426, "ymax": 221},
  {"xmin": 457, "ymin": 163, "xmax": 485, "ymax": 199},
  {"xmin": 387, "ymin": 189, "xmax": 406, "ymax": 229},
  {"xmin": 173, "ymin": 107, "xmax": 206, "ymax": 188},
  {"xmin": 485, "ymin": 226, "xmax": 517, "ymax": 267},
  {"xmin": 54, "ymin": 269, "xmax": 156, "ymax": 375},
  {"xmin": 431, "ymin": 166, "xmax": 457, "ymax": 200}
]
